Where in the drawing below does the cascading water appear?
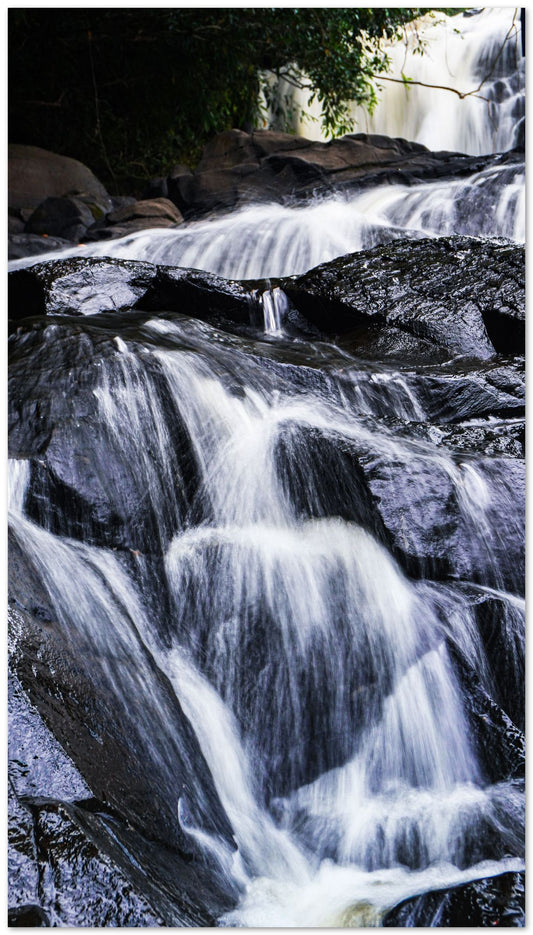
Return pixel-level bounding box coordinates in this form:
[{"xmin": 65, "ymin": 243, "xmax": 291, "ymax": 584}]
[
  {"xmin": 271, "ymin": 8, "xmax": 524, "ymax": 157},
  {"xmin": 9, "ymin": 296, "xmax": 525, "ymax": 923},
  {"xmin": 8, "ymin": 7, "xmax": 525, "ymax": 928},
  {"xmin": 8, "ymin": 158, "xmax": 524, "ymax": 280}
]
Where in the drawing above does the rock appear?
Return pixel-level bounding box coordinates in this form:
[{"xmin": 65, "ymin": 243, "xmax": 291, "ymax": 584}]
[
  {"xmin": 143, "ymin": 178, "xmax": 169, "ymax": 200},
  {"xmin": 8, "ymin": 657, "xmax": 229, "ymax": 925},
  {"xmin": 383, "ymin": 871, "xmax": 525, "ymax": 927},
  {"xmin": 8, "ymin": 905, "xmax": 51, "ymax": 927},
  {"xmin": 8, "ymin": 144, "xmax": 112, "ymax": 213},
  {"xmin": 419, "ymin": 420, "xmax": 524, "ymax": 459},
  {"xmin": 25, "ymin": 195, "xmax": 97, "ymax": 242},
  {"xmin": 166, "ymin": 129, "xmax": 522, "ymax": 218},
  {"xmin": 358, "ymin": 448, "xmax": 462, "ymax": 579},
  {"xmin": 85, "ymin": 197, "xmax": 183, "ymax": 241},
  {"xmin": 9, "ymin": 237, "xmax": 525, "ymax": 368},
  {"xmin": 7, "ymin": 535, "xmax": 235, "ymax": 872},
  {"xmin": 274, "ymin": 422, "xmax": 389, "ymax": 538},
  {"xmin": 280, "ymin": 237, "xmax": 525, "ymax": 359},
  {"xmin": 9, "ymin": 211, "xmax": 25, "ymax": 234},
  {"xmin": 8, "ymin": 257, "xmax": 158, "ymax": 324},
  {"xmin": 449, "ymin": 583, "xmax": 524, "ymax": 730},
  {"xmin": 449, "ymin": 647, "xmax": 525, "ymax": 784},
  {"xmin": 106, "ymin": 197, "xmax": 183, "ymax": 225},
  {"xmin": 136, "ymin": 265, "xmax": 253, "ymax": 322},
  {"xmin": 470, "ymin": 457, "xmax": 525, "ymax": 594},
  {"xmin": 18, "ymin": 802, "xmax": 164, "ymax": 926},
  {"xmin": 406, "ymin": 364, "xmax": 524, "ymax": 424},
  {"xmin": 8, "ymin": 233, "xmax": 72, "ymax": 262},
  {"xmin": 9, "ymin": 321, "xmax": 201, "ymax": 552}
]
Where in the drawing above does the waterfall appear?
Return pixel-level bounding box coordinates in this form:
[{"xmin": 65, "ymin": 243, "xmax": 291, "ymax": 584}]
[
  {"xmin": 8, "ymin": 6, "xmax": 525, "ymax": 926},
  {"xmin": 9, "ymin": 297, "xmax": 525, "ymax": 923},
  {"xmin": 270, "ymin": 8, "xmax": 524, "ymax": 156},
  {"xmin": 258, "ymin": 287, "xmax": 288, "ymax": 336}
]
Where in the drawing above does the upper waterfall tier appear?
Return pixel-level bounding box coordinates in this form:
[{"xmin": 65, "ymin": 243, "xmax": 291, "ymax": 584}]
[{"xmin": 268, "ymin": 8, "xmax": 524, "ymax": 156}]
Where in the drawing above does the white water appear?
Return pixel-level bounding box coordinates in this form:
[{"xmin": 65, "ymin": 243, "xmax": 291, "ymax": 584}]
[
  {"xmin": 258, "ymin": 286, "xmax": 288, "ymax": 335},
  {"xmin": 8, "ymin": 158, "xmax": 524, "ymax": 281},
  {"xmin": 275, "ymin": 8, "xmax": 524, "ymax": 157},
  {"xmin": 8, "ymin": 290, "xmax": 524, "ymax": 924}
]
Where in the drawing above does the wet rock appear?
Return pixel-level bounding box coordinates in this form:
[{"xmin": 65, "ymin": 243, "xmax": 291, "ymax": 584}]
[
  {"xmin": 383, "ymin": 870, "xmax": 525, "ymax": 927},
  {"xmin": 450, "ymin": 583, "xmax": 525, "ymax": 730},
  {"xmin": 357, "ymin": 447, "xmax": 462, "ymax": 579},
  {"xmin": 274, "ymin": 422, "xmax": 387, "ymax": 535},
  {"xmin": 136, "ymin": 265, "xmax": 253, "ymax": 322},
  {"xmin": 406, "ymin": 367, "xmax": 524, "ymax": 424},
  {"xmin": 336, "ymin": 322, "xmax": 451, "ymax": 366},
  {"xmin": 8, "ymin": 257, "xmax": 158, "ymax": 324},
  {"xmin": 8, "ymin": 543, "xmax": 234, "ymax": 858},
  {"xmin": 9, "ymin": 238, "xmax": 525, "ymax": 368},
  {"xmin": 8, "ymin": 904, "xmax": 51, "ymax": 926},
  {"xmin": 280, "ymin": 237, "xmax": 525, "ymax": 359},
  {"xmin": 8, "ymin": 234, "xmax": 72, "ymax": 262},
  {"xmin": 10, "ymin": 324, "xmax": 201, "ymax": 553},
  {"xmin": 8, "ymin": 786, "xmax": 40, "ymax": 914},
  {"xmin": 25, "ymin": 803, "xmax": 164, "ymax": 926},
  {"xmin": 420, "ymin": 420, "xmax": 524, "ymax": 459},
  {"xmin": 8, "ymin": 660, "xmax": 228, "ymax": 925},
  {"xmin": 470, "ymin": 457, "xmax": 525, "ymax": 594},
  {"xmin": 450, "ymin": 648, "xmax": 525, "ymax": 784}
]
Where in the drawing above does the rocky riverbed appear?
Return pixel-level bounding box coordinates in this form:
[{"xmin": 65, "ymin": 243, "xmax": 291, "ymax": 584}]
[{"xmin": 9, "ymin": 227, "xmax": 525, "ymax": 924}]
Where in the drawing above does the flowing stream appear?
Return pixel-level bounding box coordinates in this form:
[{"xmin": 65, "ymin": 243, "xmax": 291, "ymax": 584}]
[{"xmin": 8, "ymin": 8, "xmax": 525, "ymax": 928}]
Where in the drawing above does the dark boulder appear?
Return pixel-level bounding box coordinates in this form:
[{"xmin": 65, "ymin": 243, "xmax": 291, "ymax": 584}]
[
  {"xmin": 449, "ymin": 583, "xmax": 525, "ymax": 730},
  {"xmin": 356, "ymin": 447, "xmax": 462, "ymax": 579},
  {"xmin": 25, "ymin": 195, "xmax": 100, "ymax": 242},
  {"xmin": 449, "ymin": 647, "xmax": 525, "ymax": 784},
  {"xmin": 8, "ymin": 144, "xmax": 112, "ymax": 214},
  {"xmin": 87, "ymin": 197, "xmax": 184, "ymax": 242},
  {"xmin": 405, "ymin": 365, "xmax": 524, "ymax": 424},
  {"xmin": 9, "ymin": 257, "xmax": 158, "ymax": 324},
  {"xmin": 8, "ymin": 668, "xmax": 227, "ymax": 925},
  {"xmin": 106, "ymin": 197, "xmax": 183, "ymax": 225},
  {"xmin": 8, "ymin": 536, "xmax": 234, "ymax": 862},
  {"xmin": 9, "ymin": 323, "xmax": 201, "ymax": 552},
  {"xmin": 136, "ymin": 265, "xmax": 253, "ymax": 322},
  {"xmin": 280, "ymin": 237, "xmax": 525, "ymax": 359},
  {"xmin": 8, "ymin": 234, "xmax": 72, "ymax": 262}
]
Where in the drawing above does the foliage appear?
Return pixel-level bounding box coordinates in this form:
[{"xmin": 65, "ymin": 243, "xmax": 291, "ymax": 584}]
[{"xmin": 9, "ymin": 8, "xmax": 456, "ymax": 193}]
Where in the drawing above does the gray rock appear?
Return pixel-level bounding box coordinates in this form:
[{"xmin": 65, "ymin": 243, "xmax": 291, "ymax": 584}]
[
  {"xmin": 25, "ymin": 195, "xmax": 96, "ymax": 242},
  {"xmin": 9, "ymin": 256, "xmax": 158, "ymax": 322},
  {"xmin": 8, "ymin": 144, "xmax": 112, "ymax": 213}
]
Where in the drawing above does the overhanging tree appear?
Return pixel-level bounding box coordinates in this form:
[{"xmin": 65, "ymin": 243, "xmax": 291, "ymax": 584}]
[{"xmin": 10, "ymin": 8, "xmax": 451, "ymax": 192}]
